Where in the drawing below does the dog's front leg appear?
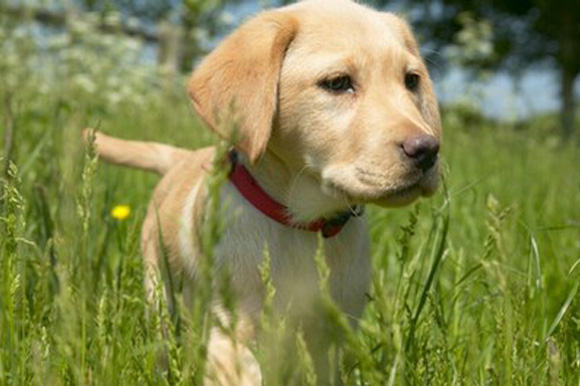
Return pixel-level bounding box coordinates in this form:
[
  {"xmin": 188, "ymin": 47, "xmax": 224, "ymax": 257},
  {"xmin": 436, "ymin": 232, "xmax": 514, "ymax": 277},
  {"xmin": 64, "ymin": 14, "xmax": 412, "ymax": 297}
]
[{"xmin": 205, "ymin": 324, "xmax": 262, "ymax": 386}]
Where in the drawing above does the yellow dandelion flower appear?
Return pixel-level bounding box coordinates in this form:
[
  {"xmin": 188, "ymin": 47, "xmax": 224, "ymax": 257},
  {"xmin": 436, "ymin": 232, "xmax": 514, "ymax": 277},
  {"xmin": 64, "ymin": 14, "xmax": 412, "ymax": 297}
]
[{"xmin": 111, "ymin": 205, "xmax": 131, "ymax": 221}]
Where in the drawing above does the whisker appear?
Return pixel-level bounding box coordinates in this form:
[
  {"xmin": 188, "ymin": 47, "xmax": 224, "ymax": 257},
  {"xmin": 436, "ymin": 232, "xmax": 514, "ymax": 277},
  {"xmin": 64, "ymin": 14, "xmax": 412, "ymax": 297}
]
[{"xmin": 286, "ymin": 164, "xmax": 311, "ymax": 211}]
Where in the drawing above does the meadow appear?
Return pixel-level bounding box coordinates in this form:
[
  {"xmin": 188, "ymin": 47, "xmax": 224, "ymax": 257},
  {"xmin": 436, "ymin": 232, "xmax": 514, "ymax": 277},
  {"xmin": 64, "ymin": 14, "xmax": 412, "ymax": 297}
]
[{"xmin": 1, "ymin": 19, "xmax": 580, "ymax": 385}]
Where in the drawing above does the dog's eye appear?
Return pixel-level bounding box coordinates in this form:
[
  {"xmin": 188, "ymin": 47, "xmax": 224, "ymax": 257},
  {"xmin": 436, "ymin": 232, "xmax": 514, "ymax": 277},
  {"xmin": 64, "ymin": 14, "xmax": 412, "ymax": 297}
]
[
  {"xmin": 404, "ymin": 73, "xmax": 420, "ymax": 92},
  {"xmin": 320, "ymin": 75, "xmax": 354, "ymax": 93}
]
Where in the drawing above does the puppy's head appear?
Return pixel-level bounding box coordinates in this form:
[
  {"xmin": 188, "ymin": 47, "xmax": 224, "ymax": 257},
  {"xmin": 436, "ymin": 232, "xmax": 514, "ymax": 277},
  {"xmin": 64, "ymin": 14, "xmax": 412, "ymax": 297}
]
[{"xmin": 187, "ymin": 0, "xmax": 442, "ymax": 208}]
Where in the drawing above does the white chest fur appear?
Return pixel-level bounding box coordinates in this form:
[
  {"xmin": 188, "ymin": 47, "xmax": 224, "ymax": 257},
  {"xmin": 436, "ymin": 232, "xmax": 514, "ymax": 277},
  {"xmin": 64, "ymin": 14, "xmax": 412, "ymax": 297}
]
[{"xmin": 208, "ymin": 182, "xmax": 372, "ymax": 325}]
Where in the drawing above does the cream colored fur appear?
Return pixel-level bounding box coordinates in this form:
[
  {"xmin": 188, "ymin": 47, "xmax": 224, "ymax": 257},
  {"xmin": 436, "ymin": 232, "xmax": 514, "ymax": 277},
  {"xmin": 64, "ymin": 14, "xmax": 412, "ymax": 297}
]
[{"xmin": 87, "ymin": 0, "xmax": 442, "ymax": 384}]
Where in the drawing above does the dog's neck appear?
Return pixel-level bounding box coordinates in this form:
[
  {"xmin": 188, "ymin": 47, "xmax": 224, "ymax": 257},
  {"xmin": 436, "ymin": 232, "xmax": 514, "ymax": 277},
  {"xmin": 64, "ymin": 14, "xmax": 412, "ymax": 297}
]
[{"xmin": 239, "ymin": 150, "xmax": 352, "ymax": 223}]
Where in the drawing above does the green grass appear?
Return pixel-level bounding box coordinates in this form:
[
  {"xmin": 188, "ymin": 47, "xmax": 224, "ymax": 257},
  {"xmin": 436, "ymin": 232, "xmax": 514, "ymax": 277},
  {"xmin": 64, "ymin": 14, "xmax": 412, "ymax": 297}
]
[{"xmin": 1, "ymin": 52, "xmax": 580, "ymax": 385}]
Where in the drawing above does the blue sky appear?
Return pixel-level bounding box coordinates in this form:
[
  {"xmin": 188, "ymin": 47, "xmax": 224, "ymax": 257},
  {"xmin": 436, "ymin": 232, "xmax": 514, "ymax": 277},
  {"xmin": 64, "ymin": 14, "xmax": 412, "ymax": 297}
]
[{"xmin": 438, "ymin": 67, "xmax": 563, "ymax": 119}]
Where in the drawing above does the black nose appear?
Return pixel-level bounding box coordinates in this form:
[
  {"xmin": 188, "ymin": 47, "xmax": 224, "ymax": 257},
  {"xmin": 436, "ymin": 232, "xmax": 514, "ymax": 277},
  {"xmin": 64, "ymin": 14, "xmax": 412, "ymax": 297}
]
[{"xmin": 402, "ymin": 135, "xmax": 440, "ymax": 171}]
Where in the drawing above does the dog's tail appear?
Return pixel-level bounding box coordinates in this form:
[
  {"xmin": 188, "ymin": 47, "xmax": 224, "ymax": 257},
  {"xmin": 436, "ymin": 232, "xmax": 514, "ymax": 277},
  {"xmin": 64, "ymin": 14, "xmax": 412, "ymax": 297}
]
[{"xmin": 84, "ymin": 129, "xmax": 194, "ymax": 176}]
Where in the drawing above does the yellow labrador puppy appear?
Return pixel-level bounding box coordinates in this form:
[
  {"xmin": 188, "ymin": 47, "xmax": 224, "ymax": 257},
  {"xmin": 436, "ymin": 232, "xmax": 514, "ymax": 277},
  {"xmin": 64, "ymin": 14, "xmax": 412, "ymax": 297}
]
[{"xmin": 90, "ymin": 0, "xmax": 441, "ymax": 383}]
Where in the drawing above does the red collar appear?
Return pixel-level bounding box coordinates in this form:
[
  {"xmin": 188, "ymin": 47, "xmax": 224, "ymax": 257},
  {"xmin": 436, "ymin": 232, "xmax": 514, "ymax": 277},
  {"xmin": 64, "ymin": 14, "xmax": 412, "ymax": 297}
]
[{"xmin": 228, "ymin": 151, "xmax": 363, "ymax": 238}]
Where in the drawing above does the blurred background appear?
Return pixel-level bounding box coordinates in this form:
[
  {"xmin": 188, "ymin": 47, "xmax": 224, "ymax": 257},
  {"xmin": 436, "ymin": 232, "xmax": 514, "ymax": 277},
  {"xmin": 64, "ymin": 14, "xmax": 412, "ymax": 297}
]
[{"xmin": 1, "ymin": 0, "xmax": 579, "ymax": 141}]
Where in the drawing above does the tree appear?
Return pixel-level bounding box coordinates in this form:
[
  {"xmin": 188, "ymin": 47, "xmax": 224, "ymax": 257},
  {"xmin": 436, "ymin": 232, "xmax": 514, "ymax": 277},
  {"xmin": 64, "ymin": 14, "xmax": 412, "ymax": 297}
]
[
  {"xmin": 389, "ymin": 0, "xmax": 580, "ymax": 138},
  {"xmin": 1, "ymin": 0, "xmax": 241, "ymax": 73},
  {"xmin": 79, "ymin": 0, "xmax": 244, "ymax": 72},
  {"xmin": 89, "ymin": 0, "xmax": 242, "ymax": 72}
]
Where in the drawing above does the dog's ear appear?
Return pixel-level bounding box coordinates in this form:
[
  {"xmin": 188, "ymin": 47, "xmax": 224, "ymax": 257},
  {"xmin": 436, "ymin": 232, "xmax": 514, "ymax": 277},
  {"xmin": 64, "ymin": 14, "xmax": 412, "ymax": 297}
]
[{"xmin": 187, "ymin": 11, "xmax": 299, "ymax": 164}]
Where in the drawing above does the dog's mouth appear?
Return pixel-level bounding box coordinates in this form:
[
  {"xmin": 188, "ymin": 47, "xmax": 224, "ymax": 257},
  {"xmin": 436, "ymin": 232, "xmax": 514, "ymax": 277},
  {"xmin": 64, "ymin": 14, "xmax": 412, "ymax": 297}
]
[
  {"xmin": 321, "ymin": 164, "xmax": 440, "ymax": 207},
  {"xmin": 371, "ymin": 181, "xmax": 425, "ymax": 207}
]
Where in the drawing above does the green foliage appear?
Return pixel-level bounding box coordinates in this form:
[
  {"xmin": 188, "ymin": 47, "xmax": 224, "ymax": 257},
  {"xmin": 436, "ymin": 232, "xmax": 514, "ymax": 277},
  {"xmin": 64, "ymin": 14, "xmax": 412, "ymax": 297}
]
[
  {"xmin": 394, "ymin": 0, "xmax": 580, "ymax": 73},
  {"xmin": 447, "ymin": 12, "xmax": 495, "ymax": 72},
  {"xmin": 1, "ymin": 12, "xmax": 580, "ymax": 386}
]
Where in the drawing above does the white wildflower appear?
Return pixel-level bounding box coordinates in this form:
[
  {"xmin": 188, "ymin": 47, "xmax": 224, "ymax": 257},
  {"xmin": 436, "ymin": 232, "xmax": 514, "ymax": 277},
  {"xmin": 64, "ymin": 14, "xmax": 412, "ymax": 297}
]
[
  {"xmin": 73, "ymin": 74, "xmax": 97, "ymax": 94},
  {"xmin": 107, "ymin": 92, "xmax": 122, "ymax": 106},
  {"xmin": 220, "ymin": 12, "xmax": 234, "ymax": 25},
  {"xmin": 104, "ymin": 13, "xmax": 122, "ymax": 27},
  {"xmin": 48, "ymin": 34, "xmax": 70, "ymax": 50}
]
